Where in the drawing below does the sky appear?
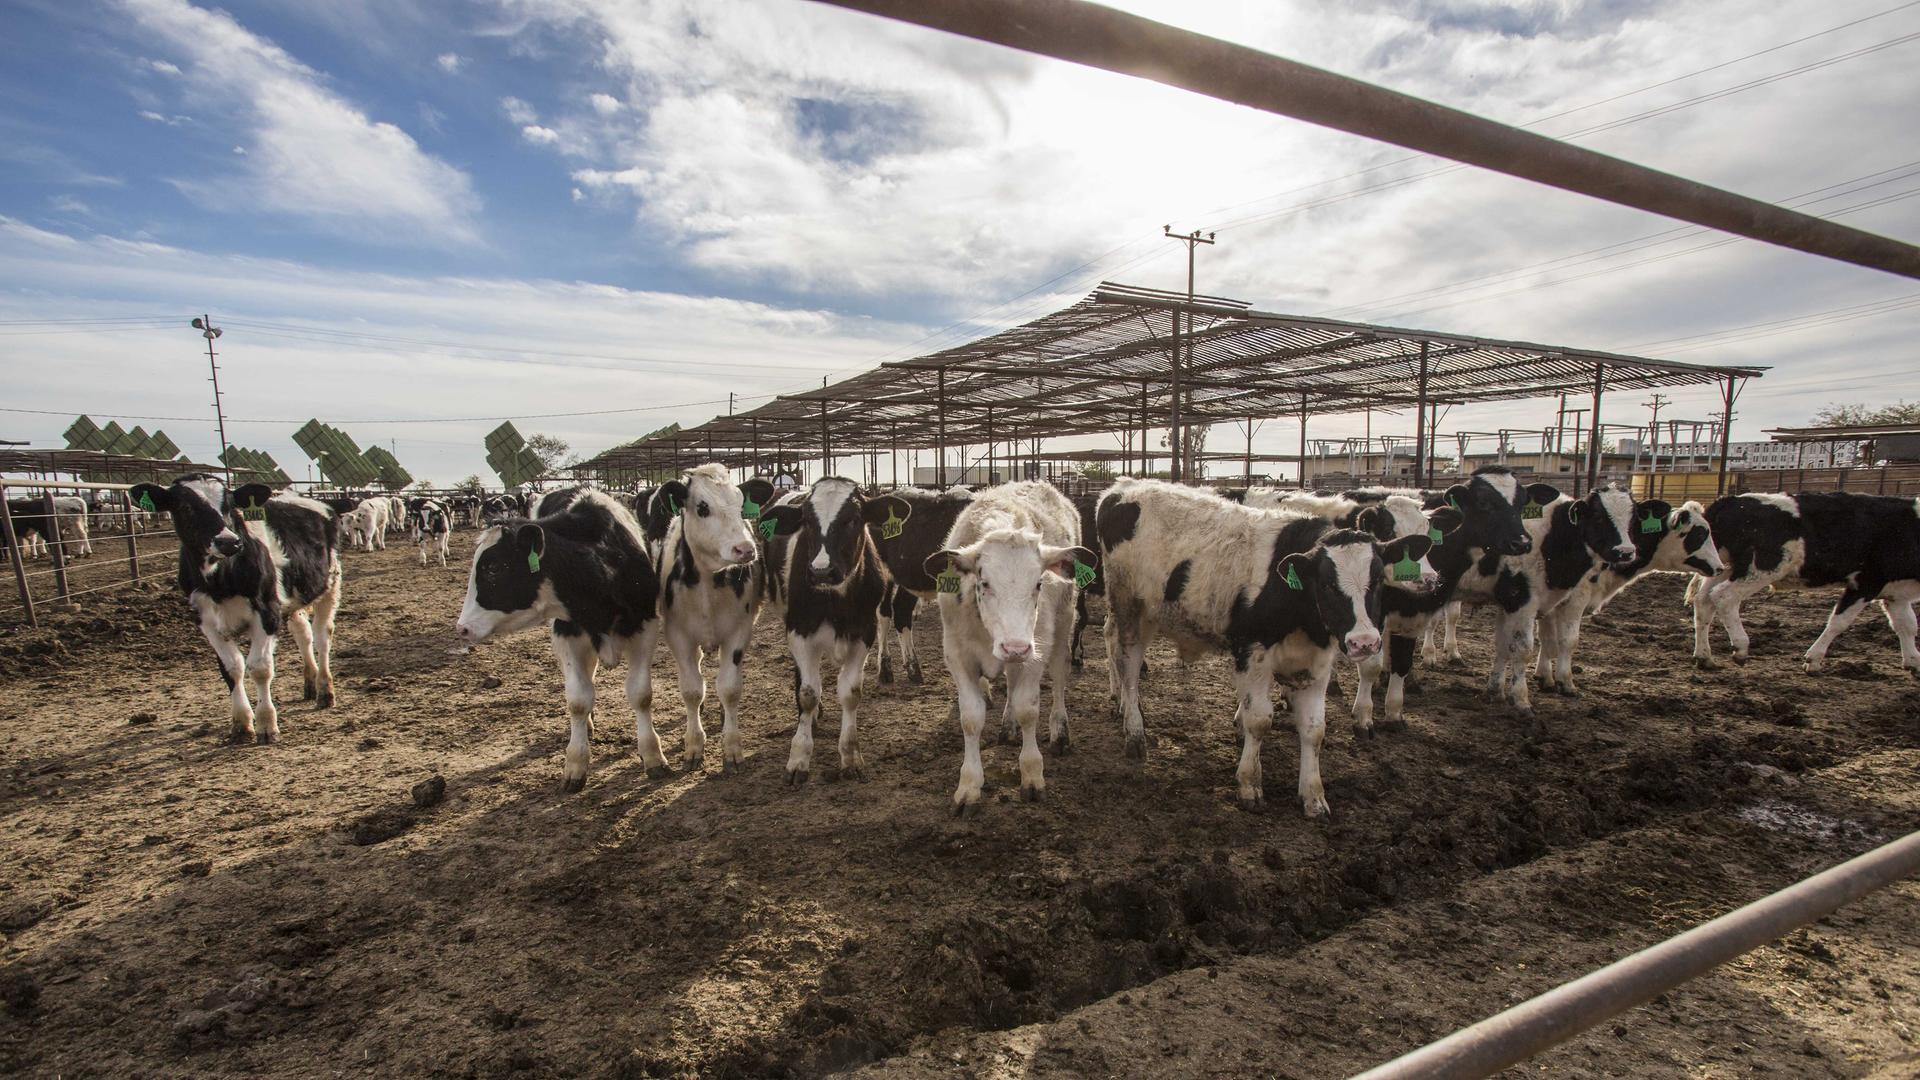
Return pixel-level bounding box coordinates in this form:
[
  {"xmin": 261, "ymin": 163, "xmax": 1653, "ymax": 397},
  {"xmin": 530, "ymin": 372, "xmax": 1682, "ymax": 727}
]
[{"xmin": 1, "ymin": 0, "xmax": 1916, "ymax": 485}]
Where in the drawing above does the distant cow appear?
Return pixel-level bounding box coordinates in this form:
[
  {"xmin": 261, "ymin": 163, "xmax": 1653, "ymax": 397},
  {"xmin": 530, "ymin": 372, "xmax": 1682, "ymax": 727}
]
[
  {"xmin": 760, "ymin": 477, "xmax": 889, "ymax": 784},
  {"xmin": 416, "ymin": 499, "xmax": 452, "ymax": 567},
  {"xmin": 1692, "ymin": 492, "xmax": 1920, "ymax": 673},
  {"xmin": 1098, "ymin": 478, "xmax": 1430, "ymax": 814},
  {"xmin": 455, "ymin": 490, "xmax": 664, "ymax": 790},
  {"xmin": 129, "ymin": 475, "xmax": 343, "ymax": 743},
  {"xmin": 3, "ymin": 499, "xmax": 56, "ymax": 558},
  {"xmin": 861, "ymin": 487, "xmax": 975, "ymax": 684},
  {"xmin": 338, "ymin": 497, "xmax": 389, "ymax": 551},
  {"xmin": 654, "ymin": 466, "xmax": 774, "ymax": 774},
  {"xmin": 925, "ymin": 482, "xmax": 1092, "ymax": 814}
]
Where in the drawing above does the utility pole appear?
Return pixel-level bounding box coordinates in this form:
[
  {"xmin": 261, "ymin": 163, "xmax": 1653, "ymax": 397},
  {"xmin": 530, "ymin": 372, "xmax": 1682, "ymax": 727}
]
[
  {"xmin": 191, "ymin": 315, "xmax": 228, "ymax": 460},
  {"xmin": 1164, "ymin": 226, "xmax": 1216, "ymax": 483},
  {"xmin": 728, "ymin": 392, "xmax": 736, "ymax": 415},
  {"xmin": 1642, "ymin": 392, "xmax": 1669, "ymax": 474}
]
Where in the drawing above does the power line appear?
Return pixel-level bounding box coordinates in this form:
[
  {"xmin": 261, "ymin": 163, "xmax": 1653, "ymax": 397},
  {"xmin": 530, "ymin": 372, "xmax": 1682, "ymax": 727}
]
[{"xmin": 0, "ymin": 392, "xmax": 781, "ymax": 427}]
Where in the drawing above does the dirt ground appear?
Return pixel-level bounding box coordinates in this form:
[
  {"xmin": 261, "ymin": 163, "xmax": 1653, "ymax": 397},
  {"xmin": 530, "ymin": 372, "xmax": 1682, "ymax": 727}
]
[{"xmin": 1, "ymin": 529, "xmax": 1917, "ymax": 1079}]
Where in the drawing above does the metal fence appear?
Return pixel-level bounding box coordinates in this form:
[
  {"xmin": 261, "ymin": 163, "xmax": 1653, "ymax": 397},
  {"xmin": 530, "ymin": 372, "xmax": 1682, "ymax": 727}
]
[{"xmin": 0, "ymin": 479, "xmax": 179, "ymax": 628}]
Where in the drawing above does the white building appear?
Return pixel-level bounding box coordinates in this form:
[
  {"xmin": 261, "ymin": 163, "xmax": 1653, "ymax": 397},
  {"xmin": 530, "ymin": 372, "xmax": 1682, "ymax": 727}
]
[{"xmin": 1617, "ymin": 438, "xmax": 1860, "ymax": 469}]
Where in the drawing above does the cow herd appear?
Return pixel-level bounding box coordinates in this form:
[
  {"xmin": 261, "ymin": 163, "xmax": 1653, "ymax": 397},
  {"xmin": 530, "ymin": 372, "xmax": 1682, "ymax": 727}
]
[{"xmin": 127, "ymin": 467, "xmax": 1920, "ymax": 817}]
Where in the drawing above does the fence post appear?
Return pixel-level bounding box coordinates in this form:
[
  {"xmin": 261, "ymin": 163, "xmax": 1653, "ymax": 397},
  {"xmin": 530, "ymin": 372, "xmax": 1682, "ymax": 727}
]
[
  {"xmin": 125, "ymin": 492, "xmax": 142, "ymax": 584},
  {"xmin": 1836, "ymin": 468, "xmax": 1847, "ymax": 491},
  {"xmin": 0, "ymin": 494, "xmax": 36, "ymax": 628},
  {"xmin": 43, "ymin": 492, "xmax": 70, "ymax": 602},
  {"xmin": 1881, "ymin": 465, "xmax": 1889, "ymax": 494}
]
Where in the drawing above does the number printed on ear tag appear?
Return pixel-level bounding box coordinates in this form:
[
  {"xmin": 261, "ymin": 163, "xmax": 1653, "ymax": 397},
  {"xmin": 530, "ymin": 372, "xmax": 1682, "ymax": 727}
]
[
  {"xmin": 241, "ymin": 497, "xmax": 265, "ymax": 522},
  {"xmin": 1072, "ymin": 559, "xmax": 1097, "ymax": 589},
  {"xmin": 759, "ymin": 517, "xmax": 777, "ymax": 541},
  {"xmin": 936, "ymin": 568, "xmax": 962, "ymax": 594},
  {"xmin": 1393, "ymin": 554, "xmax": 1423, "ymax": 582},
  {"xmin": 1640, "ymin": 512, "xmax": 1665, "ymax": 534},
  {"xmin": 1520, "ymin": 500, "xmax": 1543, "ymax": 520},
  {"xmin": 880, "ymin": 509, "xmax": 905, "ymax": 540},
  {"xmin": 741, "ymin": 495, "xmax": 761, "ymax": 521},
  {"xmin": 1427, "ymin": 526, "xmax": 1444, "ymax": 546}
]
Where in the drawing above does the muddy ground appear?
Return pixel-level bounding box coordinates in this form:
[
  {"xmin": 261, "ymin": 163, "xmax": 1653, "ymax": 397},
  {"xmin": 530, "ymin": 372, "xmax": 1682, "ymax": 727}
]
[{"xmin": 1, "ymin": 531, "xmax": 1916, "ymax": 1078}]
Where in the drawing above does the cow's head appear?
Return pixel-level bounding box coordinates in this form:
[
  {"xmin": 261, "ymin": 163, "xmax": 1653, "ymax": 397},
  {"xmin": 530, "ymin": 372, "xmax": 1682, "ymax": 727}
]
[
  {"xmin": 456, "ymin": 522, "xmax": 556, "ymax": 641},
  {"xmin": 762, "ymin": 476, "xmax": 869, "ymax": 588},
  {"xmin": 129, "ymin": 475, "xmax": 275, "ymax": 568},
  {"xmin": 1442, "ymin": 466, "xmax": 1558, "ymax": 557},
  {"xmin": 1563, "ymin": 485, "xmax": 1638, "ymax": 569},
  {"xmin": 1353, "ymin": 493, "xmax": 1443, "ymax": 592},
  {"xmin": 1632, "ymin": 498, "xmax": 1722, "ymax": 577},
  {"xmin": 1274, "ymin": 529, "xmax": 1433, "ymax": 659},
  {"xmin": 924, "ymin": 529, "xmax": 1094, "ymax": 663},
  {"xmin": 651, "ymin": 464, "xmax": 773, "ymax": 575}
]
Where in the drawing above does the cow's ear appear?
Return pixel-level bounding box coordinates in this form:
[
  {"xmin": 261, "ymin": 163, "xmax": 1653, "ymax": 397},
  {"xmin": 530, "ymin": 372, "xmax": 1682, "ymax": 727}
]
[
  {"xmin": 127, "ymin": 483, "xmax": 173, "ymax": 514},
  {"xmin": 232, "ymin": 483, "xmax": 274, "ymax": 510},
  {"xmin": 1527, "ymin": 483, "xmax": 1562, "ymax": 507},
  {"xmin": 764, "ymin": 504, "xmax": 804, "ymax": 537},
  {"xmin": 515, "ymin": 522, "xmax": 545, "ymax": 554},
  {"xmin": 648, "ymin": 482, "xmax": 685, "ymax": 536},
  {"xmin": 861, "ymin": 494, "xmax": 910, "ymax": 527},
  {"xmin": 924, "ymin": 548, "xmax": 978, "ymax": 577},
  {"xmin": 1275, "ymin": 552, "xmax": 1315, "ymax": 592},
  {"xmin": 327, "ymin": 497, "xmax": 360, "ymax": 513},
  {"xmin": 1443, "ymin": 484, "xmax": 1467, "ymax": 511},
  {"xmin": 1218, "ymin": 488, "xmax": 1247, "ymax": 503},
  {"xmin": 739, "ymin": 478, "xmax": 774, "ymax": 513},
  {"xmin": 1426, "ymin": 506, "xmax": 1465, "ymax": 538},
  {"xmin": 1354, "ymin": 505, "xmax": 1393, "ymax": 541},
  {"xmin": 1041, "ymin": 545, "xmax": 1098, "ymax": 585},
  {"xmin": 1381, "ymin": 533, "xmax": 1433, "ymax": 566}
]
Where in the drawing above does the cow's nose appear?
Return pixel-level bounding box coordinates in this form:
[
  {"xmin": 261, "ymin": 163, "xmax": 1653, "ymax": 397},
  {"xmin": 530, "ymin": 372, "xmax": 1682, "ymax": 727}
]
[
  {"xmin": 729, "ymin": 541, "xmax": 758, "ymax": 563},
  {"xmin": 1611, "ymin": 546, "xmax": 1637, "ymax": 564},
  {"xmin": 213, "ymin": 537, "xmax": 241, "ymax": 556},
  {"xmin": 456, "ymin": 623, "xmax": 473, "ymax": 639},
  {"xmin": 1344, "ymin": 632, "xmax": 1381, "ymax": 658},
  {"xmin": 1503, "ymin": 538, "xmax": 1531, "ymax": 556},
  {"xmin": 999, "ymin": 640, "xmax": 1033, "ymax": 661}
]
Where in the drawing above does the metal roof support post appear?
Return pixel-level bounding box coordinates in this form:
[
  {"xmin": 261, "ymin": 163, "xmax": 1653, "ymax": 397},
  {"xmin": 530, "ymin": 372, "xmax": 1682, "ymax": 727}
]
[
  {"xmin": 937, "ymin": 368, "xmax": 948, "ymax": 488},
  {"xmin": 821, "ymin": 401, "xmax": 833, "ymax": 479},
  {"xmin": 1299, "ymin": 392, "xmax": 1309, "ymax": 487},
  {"xmin": 1414, "ymin": 342, "xmax": 1430, "ymax": 488},
  {"xmin": 0, "ymin": 494, "xmax": 36, "ymax": 627},
  {"xmin": 42, "ymin": 492, "xmax": 69, "ymax": 602},
  {"xmin": 1244, "ymin": 420, "xmax": 1253, "ymax": 486},
  {"xmin": 1587, "ymin": 363, "xmax": 1605, "ymax": 494},
  {"xmin": 1169, "ymin": 314, "xmax": 1182, "ymax": 482},
  {"xmin": 891, "ymin": 422, "xmax": 899, "ymax": 488},
  {"xmin": 986, "ymin": 405, "xmax": 995, "ymax": 486},
  {"xmin": 751, "ymin": 418, "xmax": 761, "ymax": 478},
  {"xmin": 1717, "ymin": 376, "xmax": 1740, "ymax": 496}
]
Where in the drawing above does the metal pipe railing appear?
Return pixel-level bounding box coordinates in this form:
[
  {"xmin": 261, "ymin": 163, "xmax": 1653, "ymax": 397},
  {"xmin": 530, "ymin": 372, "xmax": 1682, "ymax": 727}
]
[
  {"xmin": 808, "ymin": 0, "xmax": 1920, "ymax": 281},
  {"xmin": 1350, "ymin": 830, "xmax": 1920, "ymax": 1080}
]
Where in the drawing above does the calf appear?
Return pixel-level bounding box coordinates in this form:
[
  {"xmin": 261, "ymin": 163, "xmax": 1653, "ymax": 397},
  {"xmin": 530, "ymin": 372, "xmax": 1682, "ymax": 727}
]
[
  {"xmin": 52, "ymin": 495, "xmax": 92, "ymax": 557},
  {"xmin": 653, "ymin": 465, "xmax": 774, "ymax": 774},
  {"xmin": 1097, "ymin": 478, "xmax": 1430, "ymax": 814},
  {"xmin": 416, "ymin": 498, "xmax": 452, "ymax": 567},
  {"xmin": 3, "ymin": 499, "xmax": 56, "ymax": 558},
  {"xmin": 1692, "ymin": 492, "xmax": 1920, "ymax": 673},
  {"xmin": 925, "ymin": 482, "xmax": 1092, "ymax": 814},
  {"xmin": 455, "ymin": 490, "xmax": 664, "ymax": 790},
  {"xmin": 760, "ymin": 477, "xmax": 889, "ymax": 784},
  {"xmin": 1535, "ymin": 499, "xmax": 1721, "ymax": 692},
  {"xmin": 861, "ymin": 486, "xmax": 975, "ymax": 684},
  {"xmin": 481, "ymin": 495, "xmax": 519, "ymax": 525},
  {"xmin": 127, "ymin": 475, "xmax": 342, "ymax": 742},
  {"xmin": 342, "ymin": 497, "xmax": 389, "ymax": 551}
]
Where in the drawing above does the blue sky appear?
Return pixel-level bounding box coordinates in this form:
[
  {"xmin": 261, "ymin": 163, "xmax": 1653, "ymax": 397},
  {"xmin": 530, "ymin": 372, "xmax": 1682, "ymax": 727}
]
[{"xmin": 2, "ymin": 0, "xmax": 1916, "ymax": 484}]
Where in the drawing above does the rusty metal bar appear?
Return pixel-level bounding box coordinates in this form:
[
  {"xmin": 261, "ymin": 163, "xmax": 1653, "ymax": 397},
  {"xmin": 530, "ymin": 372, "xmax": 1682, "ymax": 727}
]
[
  {"xmin": 0, "ymin": 496, "xmax": 35, "ymax": 627},
  {"xmin": 42, "ymin": 493, "xmax": 70, "ymax": 602},
  {"xmin": 808, "ymin": 0, "xmax": 1920, "ymax": 280},
  {"xmin": 1414, "ymin": 342, "xmax": 1430, "ymax": 487},
  {"xmin": 126, "ymin": 500, "xmax": 142, "ymax": 585},
  {"xmin": 1351, "ymin": 830, "xmax": 1920, "ymax": 1080},
  {"xmin": 1717, "ymin": 376, "xmax": 1740, "ymax": 496},
  {"xmin": 1587, "ymin": 363, "xmax": 1605, "ymax": 491}
]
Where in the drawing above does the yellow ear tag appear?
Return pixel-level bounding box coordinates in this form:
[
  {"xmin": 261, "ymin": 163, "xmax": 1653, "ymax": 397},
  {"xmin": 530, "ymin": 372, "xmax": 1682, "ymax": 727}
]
[
  {"xmin": 1519, "ymin": 499, "xmax": 1543, "ymax": 520},
  {"xmin": 880, "ymin": 509, "xmax": 905, "ymax": 540},
  {"xmin": 241, "ymin": 497, "xmax": 266, "ymax": 521},
  {"xmin": 936, "ymin": 560, "xmax": 962, "ymax": 594}
]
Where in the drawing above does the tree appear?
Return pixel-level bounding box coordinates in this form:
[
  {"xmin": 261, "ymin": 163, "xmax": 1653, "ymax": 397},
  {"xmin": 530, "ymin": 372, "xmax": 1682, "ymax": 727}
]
[
  {"xmin": 412, "ymin": 479, "xmax": 434, "ymax": 491},
  {"xmin": 527, "ymin": 433, "xmax": 575, "ymax": 471},
  {"xmin": 454, "ymin": 474, "xmax": 486, "ymax": 497},
  {"xmin": 1811, "ymin": 400, "xmax": 1920, "ymax": 426},
  {"xmin": 1082, "ymin": 461, "xmax": 1115, "ymax": 483}
]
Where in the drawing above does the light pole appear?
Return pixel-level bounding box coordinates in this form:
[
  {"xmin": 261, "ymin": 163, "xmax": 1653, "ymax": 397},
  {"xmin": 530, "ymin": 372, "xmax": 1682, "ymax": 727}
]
[{"xmin": 191, "ymin": 316, "xmax": 228, "ymax": 461}]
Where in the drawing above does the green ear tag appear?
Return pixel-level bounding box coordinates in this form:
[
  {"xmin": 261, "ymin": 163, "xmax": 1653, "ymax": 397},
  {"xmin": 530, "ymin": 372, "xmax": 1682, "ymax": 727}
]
[
  {"xmin": 880, "ymin": 509, "xmax": 905, "ymax": 540},
  {"xmin": 1519, "ymin": 499, "xmax": 1543, "ymax": 520},
  {"xmin": 936, "ymin": 560, "xmax": 962, "ymax": 594},
  {"xmin": 1283, "ymin": 564, "xmax": 1304, "ymax": 591},
  {"xmin": 136, "ymin": 491, "xmax": 156, "ymax": 512},
  {"xmin": 1447, "ymin": 493, "xmax": 1460, "ymax": 510},
  {"xmin": 1639, "ymin": 511, "xmax": 1665, "ymax": 534},
  {"xmin": 666, "ymin": 494, "xmax": 680, "ymax": 515},
  {"xmin": 741, "ymin": 494, "xmax": 761, "ymax": 521},
  {"xmin": 526, "ymin": 550, "xmax": 542, "ymax": 573},
  {"xmin": 758, "ymin": 517, "xmax": 777, "ymax": 540},
  {"xmin": 1392, "ymin": 554, "xmax": 1422, "ymax": 582},
  {"xmin": 1427, "ymin": 526, "xmax": 1444, "ymax": 546},
  {"xmin": 1072, "ymin": 559, "xmax": 1097, "ymax": 589}
]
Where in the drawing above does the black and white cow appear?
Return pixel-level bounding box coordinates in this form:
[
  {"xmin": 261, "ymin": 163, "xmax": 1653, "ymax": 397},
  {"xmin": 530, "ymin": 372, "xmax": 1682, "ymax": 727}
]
[
  {"xmin": 1534, "ymin": 499, "xmax": 1721, "ymax": 693},
  {"xmin": 3, "ymin": 499, "xmax": 56, "ymax": 558},
  {"xmin": 653, "ymin": 465, "xmax": 775, "ymax": 774},
  {"xmin": 416, "ymin": 498, "xmax": 452, "ymax": 567},
  {"xmin": 128, "ymin": 475, "xmax": 343, "ymax": 743},
  {"xmin": 481, "ymin": 495, "xmax": 519, "ymax": 525},
  {"xmin": 760, "ymin": 477, "xmax": 889, "ymax": 784},
  {"xmin": 924, "ymin": 481, "xmax": 1093, "ymax": 814},
  {"xmin": 861, "ymin": 486, "xmax": 976, "ymax": 684},
  {"xmin": 1097, "ymin": 478, "xmax": 1431, "ymax": 814},
  {"xmin": 455, "ymin": 489, "xmax": 664, "ymax": 790},
  {"xmin": 1691, "ymin": 492, "xmax": 1920, "ymax": 673}
]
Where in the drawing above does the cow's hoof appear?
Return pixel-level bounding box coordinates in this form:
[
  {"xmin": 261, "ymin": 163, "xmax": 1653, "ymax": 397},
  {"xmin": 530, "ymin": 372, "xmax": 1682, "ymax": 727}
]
[
  {"xmin": 687, "ymin": 752, "xmax": 704, "ymax": 771},
  {"xmin": 1732, "ymin": 653, "xmax": 1751, "ymax": 666},
  {"xmin": 1802, "ymin": 658, "xmax": 1824, "ymax": 673},
  {"xmin": 1301, "ymin": 796, "xmax": 1329, "ymax": 818},
  {"xmin": 840, "ymin": 764, "xmax": 868, "ymax": 783},
  {"xmin": 316, "ymin": 691, "xmax": 335, "ymax": 709},
  {"xmin": 907, "ymin": 663, "xmax": 924, "ymax": 685},
  {"xmin": 561, "ymin": 775, "xmax": 586, "ymax": 794},
  {"xmin": 255, "ymin": 730, "xmax": 277, "ymax": 746},
  {"xmin": 1123, "ymin": 733, "xmax": 1147, "ymax": 762},
  {"xmin": 1379, "ymin": 717, "xmax": 1409, "ymax": 733},
  {"xmin": 1237, "ymin": 793, "xmax": 1266, "ymax": 814},
  {"xmin": 1693, "ymin": 656, "xmax": 1716, "ymax": 670},
  {"xmin": 1019, "ymin": 784, "xmax": 1044, "ymax": 803},
  {"xmin": 229, "ymin": 728, "xmax": 254, "ymax": 746},
  {"xmin": 646, "ymin": 765, "xmax": 672, "ymax": 781},
  {"xmin": 302, "ymin": 683, "xmax": 316, "ymax": 701},
  {"xmin": 1047, "ymin": 733, "xmax": 1071, "ymax": 756},
  {"xmin": 785, "ymin": 769, "xmax": 809, "ymax": 788},
  {"xmin": 1354, "ymin": 723, "xmax": 1375, "ymax": 741},
  {"xmin": 952, "ymin": 799, "xmax": 979, "ymax": 818}
]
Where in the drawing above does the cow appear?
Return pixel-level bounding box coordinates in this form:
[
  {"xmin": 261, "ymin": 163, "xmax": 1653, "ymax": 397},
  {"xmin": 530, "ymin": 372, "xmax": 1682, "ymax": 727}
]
[
  {"xmin": 3, "ymin": 499, "xmax": 56, "ymax": 558},
  {"xmin": 860, "ymin": 487, "xmax": 976, "ymax": 684},
  {"xmin": 652, "ymin": 466, "xmax": 775, "ymax": 774},
  {"xmin": 481, "ymin": 495, "xmax": 519, "ymax": 525},
  {"xmin": 416, "ymin": 498, "xmax": 452, "ymax": 567},
  {"xmin": 1097, "ymin": 478, "xmax": 1431, "ymax": 814},
  {"xmin": 52, "ymin": 495, "xmax": 92, "ymax": 557},
  {"xmin": 1534, "ymin": 499, "xmax": 1721, "ymax": 693},
  {"xmin": 455, "ymin": 489, "xmax": 665, "ymax": 790},
  {"xmin": 339, "ymin": 497, "xmax": 389, "ymax": 551},
  {"xmin": 760, "ymin": 477, "xmax": 889, "ymax": 785},
  {"xmin": 536, "ymin": 485, "xmax": 594, "ymax": 518},
  {"xmin": 924, "ymin": 482, "xmax": 1092, "ymax": 814},
  {"xmin": 128, "ymin": 475, "xmax": 343, "ymax": 743},
  {"xmin": 1691, "ymin": 492, "xmax": 1920, "ymax": 673}
]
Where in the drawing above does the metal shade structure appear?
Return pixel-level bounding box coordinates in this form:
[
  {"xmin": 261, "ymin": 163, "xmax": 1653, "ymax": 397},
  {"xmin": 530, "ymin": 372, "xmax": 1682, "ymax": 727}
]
[{"xmin": 579, "ymin": 282, "xmax": 1765, "ymax": 484}]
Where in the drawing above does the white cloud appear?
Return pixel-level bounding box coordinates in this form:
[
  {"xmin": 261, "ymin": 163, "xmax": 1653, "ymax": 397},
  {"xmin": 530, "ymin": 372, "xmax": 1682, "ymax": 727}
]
[
  {"xmin": 436, "ymin": 52, "xmax": 463, "ymax": 73},
  {"xmin": 137, "ymin": 109, "xmax": 188, "ymax": 125},
  {"xmin": 588, "ymin": 92, "xmax": 622, "ymax": 115},
  {"xmin": 144, "ymin": 58, "xmax": 181, "ymax": 75},
  {"xmin": 500, "ymin": 96, "xmax": 538, "ymax": 125},
  {"xmin": 231, "ymin": 144, "xmax": 247, "ymax": 155},
  {"xmin": 119, "ymin": 0, "xmax": 482, "ymax": 247},
  {"xmin": 48, "ymin": 195, "xmax": 92, "ymax": 217},
  {"xmin": 570, "ymin": 186, "xmax": 584, "ymax": 202},
  {"xmin": 521, "ymin": 124, "xmax": 560, "ymax": 145}
]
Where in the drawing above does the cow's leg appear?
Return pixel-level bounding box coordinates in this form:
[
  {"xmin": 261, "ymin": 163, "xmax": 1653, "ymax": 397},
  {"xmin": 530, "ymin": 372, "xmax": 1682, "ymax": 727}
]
[
  {"xmin": 1804, "ymin": 586, "xmax": 1873, "ymax": 672},
  {"xmin": 200, "ymin": 619, "xmax": 254, "ymax": 741},
  {"xmin": 245, "ymin": 623, "xmax": 279, "ymax": 745},
  {"xmin": 1550, "ymin": 603, "xmax": 1583, "ymax": 695},
  {"xmin": 1104, "ymin": 610, "xmax": 1122, "ymax": 714},
  {"xmin": 1350, "ymin": 648, "xmax": 1381, "ymax": 736},
  {"xmin": 623, "ymin": 624, "xmax": 668, "ymax": 778},
  {"xmin": 1692, "ymin": 574, "xmax": 1727, "ymax": 666},
  {"xmin": 668, "ymin": 628, "xmax": 707, "ymax": 771},
  {"xmin": 308, "ymin": 572, "xmax": 341, "ymax": 707},
  {"xmin": 1006, "ymin": 661, "xmax": 1046, "ymax": 801},
  {"xmin": 898, "ymin": 592, "xmax": 923, "ymax": 684},
  {"xmin": 1712, "ymin": 576, "xmax": 1773, "ymax": 663},
  {"xmin": 1887, "ymin": 598, "xmax": 1920, "ymax": 673},
  {"xmin": 1046, "ymin": 593, "xmax": 1074, "ymax": 754},
  {"xmin": 553, "ymin": 630, "xmax": 599, "ymax": 792},
  {"xmin": 877, "ymin": 588, "xmax": 896, "ymax": 685},
  {"xmin": 951, "ymin": 654, "xmax": 990, "ymax": 815},
  {"xmin": 1113, "ymin": 603, "xmax": 1150, "ymax": 762},
  {"xmin": 418, "ymin": 540, "xmax": 429, "ymax": 566},
  {"xmin": 1289, "ymin": 660, "xmax": 1331, "ymax": 817},
  {"xmin": 1533, "ymin": 610, "xmax": 1558, "ymax": 688},
  {"xmin": 785, "ymin": 631, "xmax": 826, "ymax": 786},
  {"xmin": 717, "ymin": 634, "xmax": 749, "ymax": 775},
  {"xmin": 1231, "ymin": 661, "xmax": 1276, "ymax": 811},
  {"xmin": 1384, "ymin": 632, "xmax": 1417, "ymax": 729},
  {"xmin": 1444, "ymin": 602, "xmax": 1463, "ymax": 662},
  {"xmin": 286, "ymin": 610, "xmax": 319, "ymax": 701},
  {"xmin": 438, "ymin": 534, "xmax": 449, "ymax": 568},
  {"xmin": 1070, "ymin": 589, "xmax": 1089, "ymax": 671},
  {"xmin": 835, "ymin": 638, "xmax": 871, "ymax": 780}
]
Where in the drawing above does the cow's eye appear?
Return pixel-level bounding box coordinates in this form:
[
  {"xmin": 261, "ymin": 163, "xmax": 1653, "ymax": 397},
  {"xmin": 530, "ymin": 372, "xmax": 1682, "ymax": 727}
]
[
  {"xmin": 980, "ymin": 579, "xmax": 991, "ymax": 592},
  {"xmin": 1034, "ymin": 582, "xmax": 1042, "ymax": 593},
  {"xmin": 697, "ymin": 502, "xmax": 710, "ymax": 518}
]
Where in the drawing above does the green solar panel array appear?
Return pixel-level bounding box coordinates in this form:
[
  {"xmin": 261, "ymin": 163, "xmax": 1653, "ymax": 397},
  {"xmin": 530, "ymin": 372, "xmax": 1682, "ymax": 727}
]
[
  {"xmin": 292, "ymin": 419, "xmax": 381, "ymax": 487},
  {"xmin": 220, "ymin": 446, "xmax": 292, "ymax": 486},
  {"xmin": 363, "ymin": 446, "xmax": 414, "ymax": 490},
  {"xmin": 483, "ymin": 422, "xmax": 545, "ymax": 488},
  {"xmin": 63, "ymin": 415, "xmax": 191, "ymax": 480}
]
